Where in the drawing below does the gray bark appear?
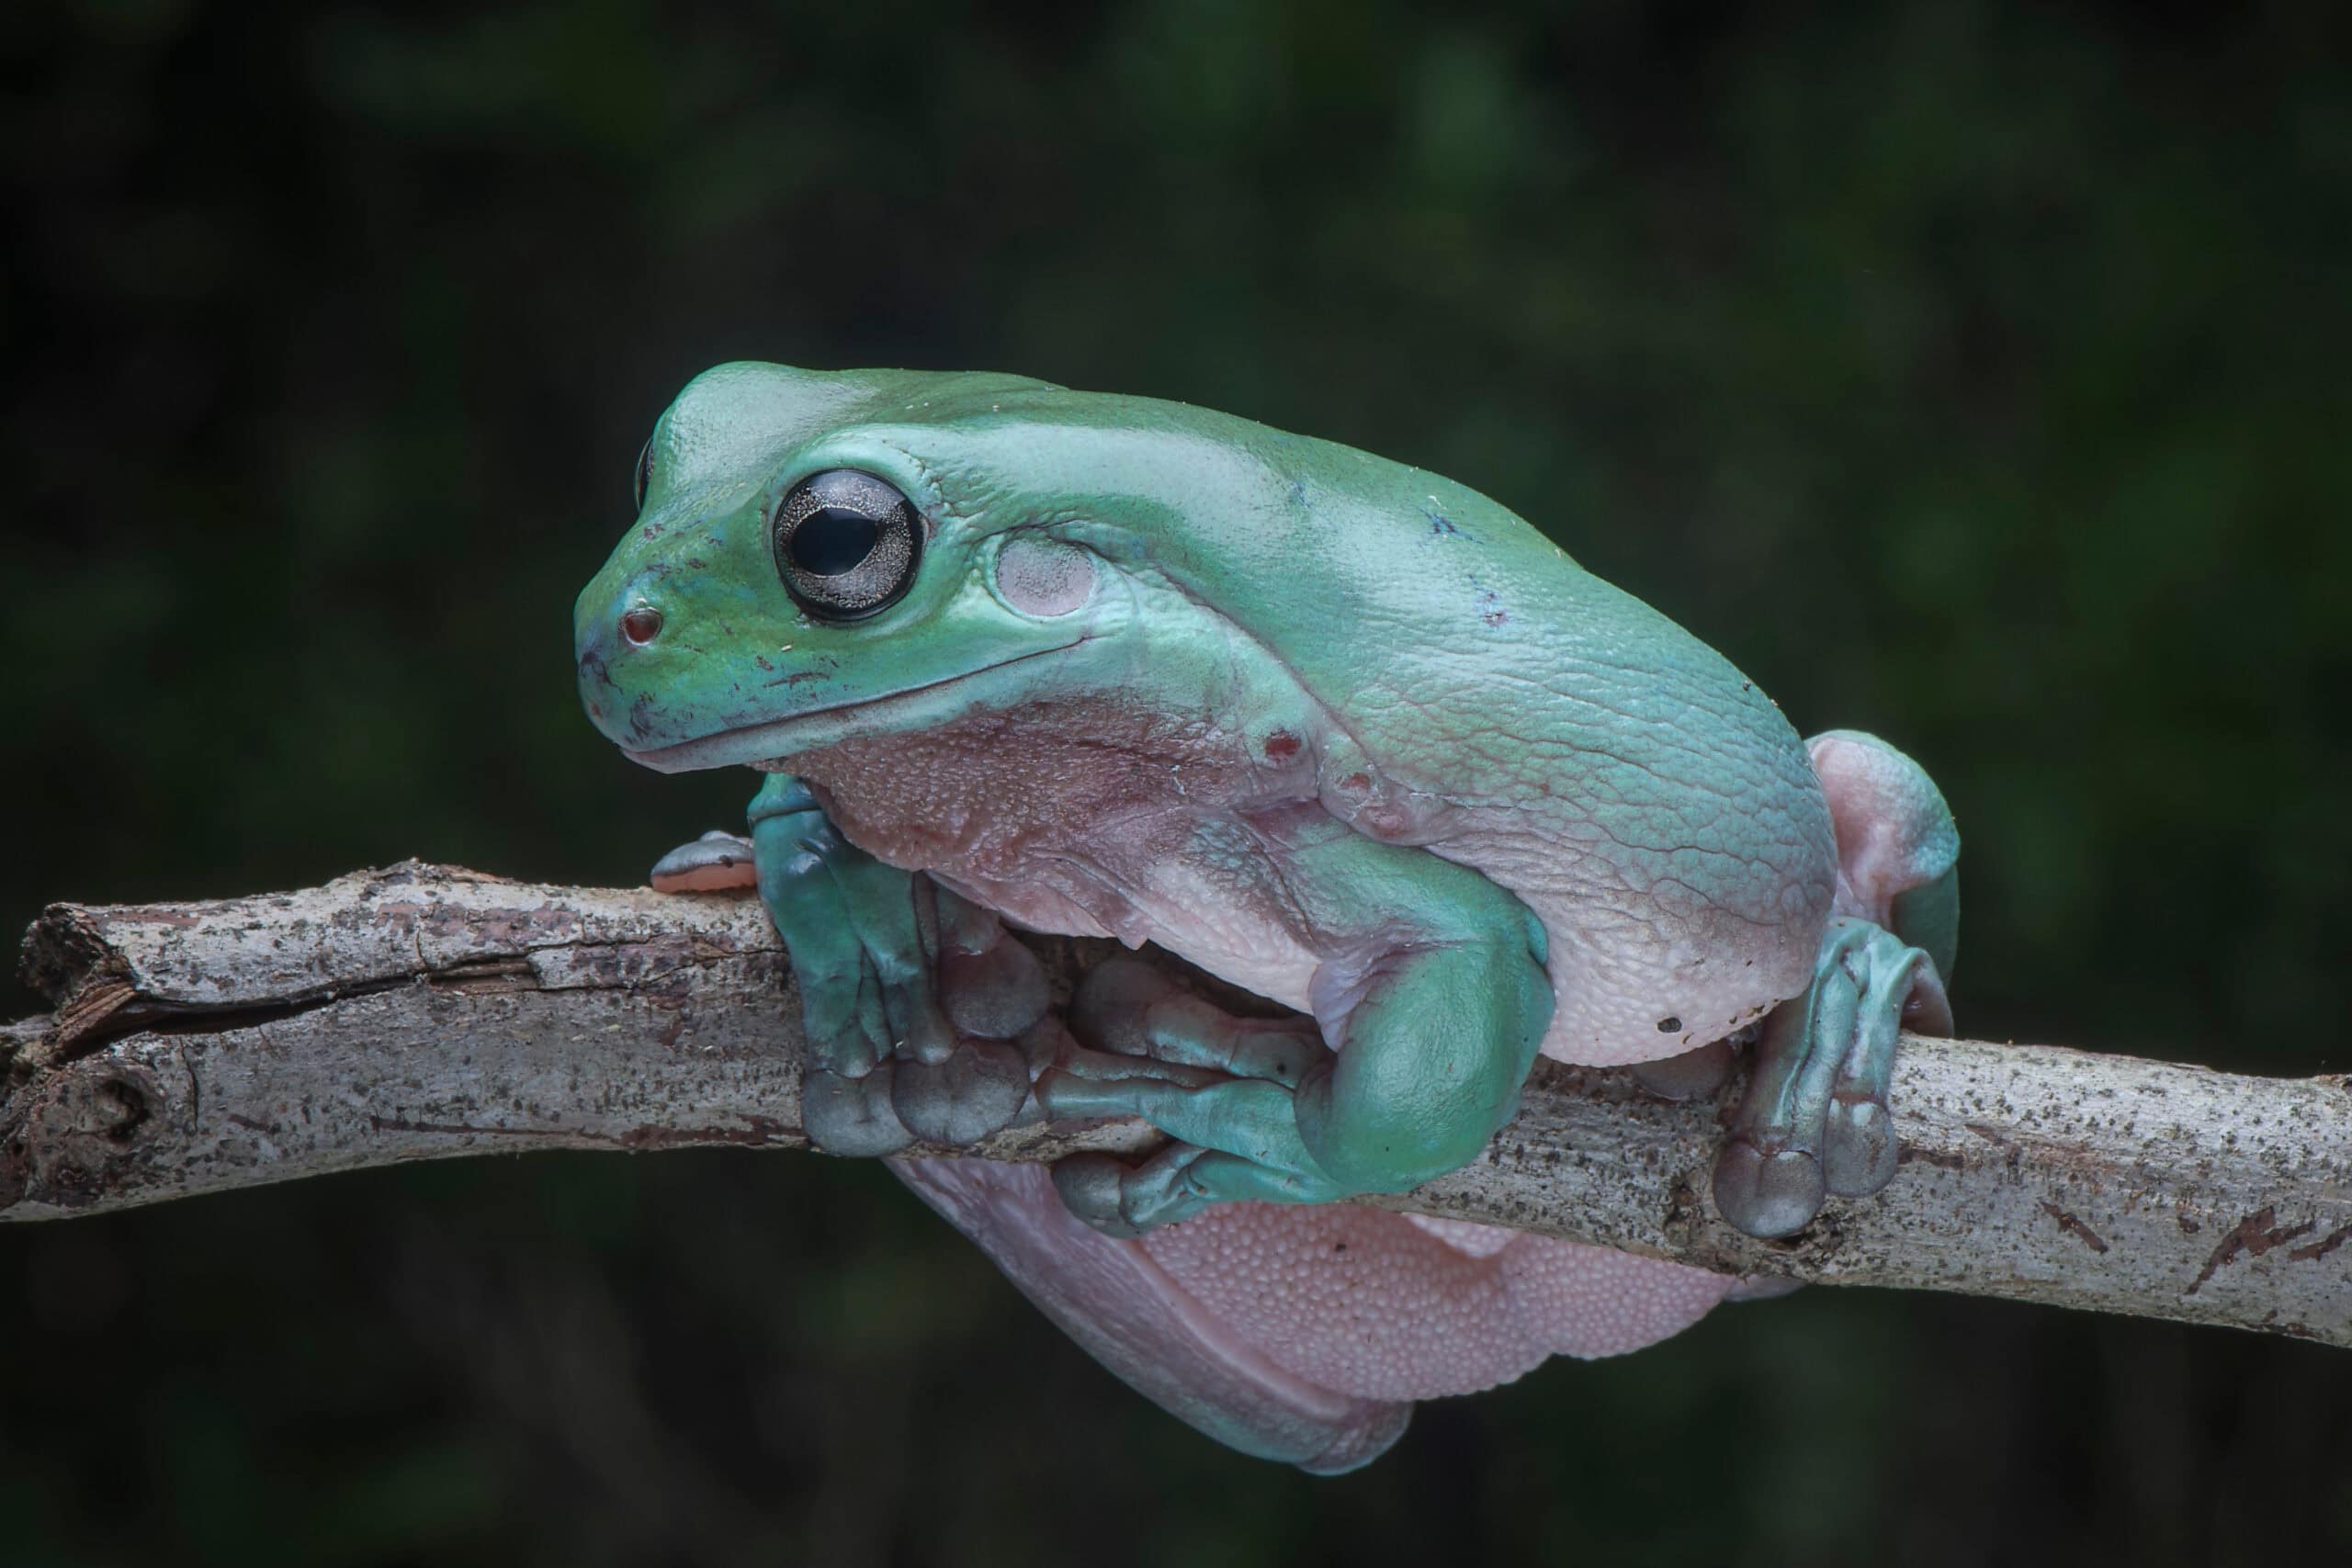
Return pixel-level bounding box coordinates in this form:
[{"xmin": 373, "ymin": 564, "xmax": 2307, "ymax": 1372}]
[{"xmin": 6, "ymin": 863, "xmax": 2346, "ymax": 1348}]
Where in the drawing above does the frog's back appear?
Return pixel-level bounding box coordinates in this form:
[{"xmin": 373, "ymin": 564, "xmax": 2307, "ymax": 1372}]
[
  {"xmin": 1271, "ymin": 431, "xmax": 1836, "ymax": 1064},
  {"xmin": 918, "ymin": 386, "xmax": 1837, "ymax": 1066},
  {"xmin": 813, "ymin": 377, "xmax": 1837, "ymax": 1066}
]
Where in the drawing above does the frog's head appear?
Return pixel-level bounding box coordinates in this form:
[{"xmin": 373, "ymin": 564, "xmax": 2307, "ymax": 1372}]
[{"xmin": 576, "ymin": 362, "xmax": 1155, "ymax": 772}]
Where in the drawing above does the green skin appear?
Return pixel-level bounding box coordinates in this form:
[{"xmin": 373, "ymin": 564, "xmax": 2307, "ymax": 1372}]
[{"xmin": 577, "ymin": 363, "xmax": 1958, "ymax": 1241}]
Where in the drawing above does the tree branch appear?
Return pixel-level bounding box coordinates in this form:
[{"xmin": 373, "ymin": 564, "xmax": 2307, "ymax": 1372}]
[{"xmin": 6, "ymin": 863, "xmax": 2346, "ymax": 1348}]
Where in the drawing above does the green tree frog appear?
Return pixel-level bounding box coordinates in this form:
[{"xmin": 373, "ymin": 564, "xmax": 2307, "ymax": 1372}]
[{"xmin": 577, "ymin": 364, "xmax": 1959, "ymax": 1472}]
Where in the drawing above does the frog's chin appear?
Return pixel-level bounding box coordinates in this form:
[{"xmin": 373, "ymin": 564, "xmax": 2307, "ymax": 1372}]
[{"xmin": 622, "ymin": 638, "xmax": 1088, "ymax": 773}]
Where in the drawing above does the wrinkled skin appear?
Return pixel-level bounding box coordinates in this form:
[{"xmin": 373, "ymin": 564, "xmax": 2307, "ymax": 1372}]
[{"xmin": 579, "ymin": 364, "xmax": 1959, "ymax": 1470}]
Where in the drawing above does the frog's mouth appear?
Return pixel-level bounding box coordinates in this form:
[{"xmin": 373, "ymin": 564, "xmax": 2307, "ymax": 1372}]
[{"xmin": 623, "ymin": 638, "xmax": 1089, "ymax": 773}]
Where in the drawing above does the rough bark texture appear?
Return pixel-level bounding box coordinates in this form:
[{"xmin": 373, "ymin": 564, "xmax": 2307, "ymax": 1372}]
[{"xmin": 6, "ymin": 863, "xmax": 2346, "ymax": 1348}]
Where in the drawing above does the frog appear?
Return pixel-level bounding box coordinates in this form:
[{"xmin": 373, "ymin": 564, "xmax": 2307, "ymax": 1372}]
[{"xmin": 576, "ymin": 362, "xmax": 1960, "ymax": 1472}]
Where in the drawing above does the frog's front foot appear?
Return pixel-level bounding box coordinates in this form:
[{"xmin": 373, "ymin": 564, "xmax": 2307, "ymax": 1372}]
[
  {"xmin": 1036, "ymin": 958, "xmax": 1351, "ymax": 1236},
  {"xmin": 648, "ymin": 776, "xmax": 1048, "ymax": 1156}
]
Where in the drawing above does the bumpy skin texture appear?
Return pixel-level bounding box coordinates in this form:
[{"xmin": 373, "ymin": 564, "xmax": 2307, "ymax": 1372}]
[
  {"xmin": 580, "ymin": 363, "xmax": 1836, "ymax": 1064},
  {"xmin": 890, "ymin": 1158, "xmax": 1732, "ymax": 1473},
  {"xmin": 577, "ymin": 364, "xmax": 1959, "ymax": 1469}
]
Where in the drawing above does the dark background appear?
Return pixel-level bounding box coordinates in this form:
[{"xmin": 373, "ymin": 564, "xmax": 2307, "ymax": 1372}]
[{"xmin": 5, "ymin": 1, "xmax": 2348, "ymax": 1562}]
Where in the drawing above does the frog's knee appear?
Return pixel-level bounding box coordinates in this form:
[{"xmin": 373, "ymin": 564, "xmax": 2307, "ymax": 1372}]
[
  {"xmin": 1805, "ymin": 730, "xmax": 1959, "ymax": 950},
  {"xmin": 1889, "ymin": 863, "xmax": 1960, "ymax": 990},
  {"xmin": 1295, "ymin": 932, "xmax": 1552, "ymax": 1194}
]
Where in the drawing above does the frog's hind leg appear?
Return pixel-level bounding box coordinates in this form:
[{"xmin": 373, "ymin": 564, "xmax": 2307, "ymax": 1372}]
[
  {"xmin": 1713, "ymin": 730, "xmax": 1959, "ymax": 1239},
  {"xmin": 891, "ymin": 1156, "xmax": 1733, "ymax": 1472},
  {"xmin": 1037, "ymin": 956, "xmax": 1350, "ymax": 1233},
  {"xmin": 1036, "ymin": 838, "xmax": 1554, "ymax": 1237}
]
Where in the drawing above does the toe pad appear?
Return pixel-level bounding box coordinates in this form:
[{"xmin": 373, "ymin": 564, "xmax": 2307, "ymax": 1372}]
[{"xmin": 1713, "ymin": 1137, "xmax": 1826, "ymax": 1240}]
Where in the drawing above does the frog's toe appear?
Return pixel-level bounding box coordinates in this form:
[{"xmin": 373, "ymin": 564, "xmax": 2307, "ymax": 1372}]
[
  {"xmin": 934, "ymin": 916, "xmax": 1051, "ymax": 1042},
  {"xmin": 1069, "ymin": 957, "xmax": 1328, "ymax": 1087},
  {"xmin": 803, "ymin": 1062, "xmax": 917, "ymax": 1157},
  {"xmin": 790, "ymin": 936, "xmax": 896, "ymax": 1082},
  {"xmin": 1048, "ymin": 1154, "xmax": 1147, "ymax": 1238},
  {"xmin": 648, "ymin": 830, "xmax": 759, "ymax": 893},
  {"xmin": 890, "ymin": 1037, "xmax": 1032, "ymax": 1145},
  {"xmin": 1713, "ymin": 1137, "xmax": 1827, "ymax": 1240},
  {"xmin": 1051, "ymin": 1144, "xmax": 1216, "ymax": 1237},
  {"xmin": 1823, "ymin": 1092, "xmax": 1899, "ymax": 1196},
  {"xmin": 1114, "ymin": 1144, "xmax": 1218, "ymax": 1229}
]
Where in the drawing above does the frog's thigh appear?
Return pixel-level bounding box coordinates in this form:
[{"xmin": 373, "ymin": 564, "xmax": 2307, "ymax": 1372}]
[{"xmin": 894, "ymin": 1156, "xmax": 1730, "ymax": 1472}]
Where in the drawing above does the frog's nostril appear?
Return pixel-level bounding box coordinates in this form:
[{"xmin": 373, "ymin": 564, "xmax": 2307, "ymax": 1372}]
[{"xmin": 620, "ymin": 605, "xmax": 664, "ymax": 647}]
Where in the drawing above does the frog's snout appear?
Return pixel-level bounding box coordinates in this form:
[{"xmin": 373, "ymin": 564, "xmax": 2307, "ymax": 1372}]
[
  {"xmin": 618, "ymin": 604, "xmax": 664, "ymax": 646},
  {"xmin": 577, "ymin": 581, "xmax": 665, "ymax": 668},
  {"xmin": 574, "ymin": 576, "xmax": 670, "ymax": 740}
]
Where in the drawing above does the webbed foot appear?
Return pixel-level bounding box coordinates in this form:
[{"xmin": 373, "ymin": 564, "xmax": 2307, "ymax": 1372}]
[
  {"xmin": 1712, "ymin": 917, "xmax": 1948, "ymax": 1237},
  {"xmin": 647, "ymin": 777, "xmax": 1048, "ymax": 1156},
  {"xmin": 1036, "ymin": 958, "xmax": 1351, "ymax": 1235}
]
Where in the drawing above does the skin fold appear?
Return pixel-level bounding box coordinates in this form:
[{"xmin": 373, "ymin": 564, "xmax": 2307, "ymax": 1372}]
[{"xmin": 579, "ymin": 363, "xmax": 1960, "ymax": 1470}]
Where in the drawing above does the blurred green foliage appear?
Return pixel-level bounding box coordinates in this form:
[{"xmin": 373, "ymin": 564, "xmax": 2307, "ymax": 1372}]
[{"xmin": 2, "ymin": 1, "xmax": 2346, "ymax": 1563}]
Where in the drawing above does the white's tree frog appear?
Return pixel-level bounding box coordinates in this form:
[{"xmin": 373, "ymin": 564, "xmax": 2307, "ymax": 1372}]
[{"xmin": 578, "ymin": 364, "xmax": 1958, "ymax": 1471}]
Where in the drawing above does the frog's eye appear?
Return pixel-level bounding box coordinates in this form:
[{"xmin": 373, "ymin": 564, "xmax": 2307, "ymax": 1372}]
[
  {"xmin": 772, "ymin": 468, "xmax": 922, "ymax": 621},
  {"xmin": 632, "ymin": 437, "xmax": 655, "ymax": 512}
]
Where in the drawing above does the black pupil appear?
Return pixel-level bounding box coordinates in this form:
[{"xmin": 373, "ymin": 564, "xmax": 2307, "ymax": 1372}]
[{"xmin": 792, "ymin": 508, "xmax": 880, "ymax": 576}]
